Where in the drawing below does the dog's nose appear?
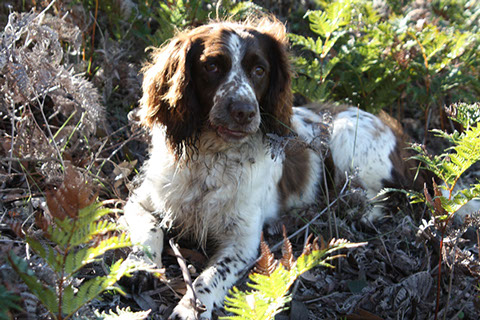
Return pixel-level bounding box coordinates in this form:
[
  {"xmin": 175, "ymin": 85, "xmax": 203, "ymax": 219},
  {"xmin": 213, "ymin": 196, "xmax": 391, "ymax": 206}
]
[{"xmin": 230, "ymin": 102, "xmax": 257, "ymax": 125}]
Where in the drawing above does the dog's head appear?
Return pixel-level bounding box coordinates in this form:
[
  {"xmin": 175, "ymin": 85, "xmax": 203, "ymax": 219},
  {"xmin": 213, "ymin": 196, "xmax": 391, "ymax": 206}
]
[{"xmin": 140, "ymin": 17, "xmax": 293, "ymax": 155}]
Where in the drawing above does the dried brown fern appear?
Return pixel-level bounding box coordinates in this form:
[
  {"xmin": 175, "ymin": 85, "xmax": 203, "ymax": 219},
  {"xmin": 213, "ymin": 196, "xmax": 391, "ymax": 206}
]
[
  {"xmin": 279, "ymin": 225, "xmax": 294, "ymax": 270},
  {"xmin": 254, "ymin": 233, "xmax": 277, "ymax": 276},
  {"xmin": 1, "ymin": 10, "xmax": 104, "ymax": 189},
  {"xmin": 46, "ymin": 166, "xmax": 96, "ymax": 220}
]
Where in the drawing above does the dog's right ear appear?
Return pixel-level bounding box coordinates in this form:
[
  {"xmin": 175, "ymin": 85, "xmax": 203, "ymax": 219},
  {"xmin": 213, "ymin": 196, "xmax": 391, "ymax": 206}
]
[{"xmin": 140, "ymin": 35, "xmax": 202, "ymax": 154}]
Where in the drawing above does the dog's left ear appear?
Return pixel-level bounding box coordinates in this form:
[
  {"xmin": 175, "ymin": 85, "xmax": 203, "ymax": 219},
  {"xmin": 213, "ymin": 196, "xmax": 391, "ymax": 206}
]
[{"xmin": 256, "ymin": 18, "xmax": 293, "ymax": 136}]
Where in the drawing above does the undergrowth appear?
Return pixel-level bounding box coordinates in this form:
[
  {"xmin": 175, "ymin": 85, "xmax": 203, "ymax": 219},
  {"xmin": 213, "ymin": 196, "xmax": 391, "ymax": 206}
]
[
  {"xmin": 222, "ymin": 228, "xmax": 365, "ymax": 319},
  {"xmin": 1, "ymin": 0, "xmax": 480, "ymax": 319},
  {"xmin": 6, "ymin": 167, "xmax": 152, "ymax": 320},
  {"xmin": 0, "ymin": 285, "xmax": 21, "ymax": 320},
  {"xmin": 410, "ymin": 102, "xmax": 480, "ymax": 319},
  {"xmin": 290, "ymin": 0, "xmax": 480, "ymax": 117}
]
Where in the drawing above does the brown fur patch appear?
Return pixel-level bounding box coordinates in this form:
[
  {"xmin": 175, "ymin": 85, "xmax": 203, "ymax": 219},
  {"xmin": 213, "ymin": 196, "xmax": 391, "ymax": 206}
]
[
  {"xmin": 250, "ymin": 19, "xmax": 293, "ymax": 136},
  {"xmin": 378, "ymin": 111, "xmax": 434, "ymax": 190},
  {"xmin": 278, "ymin": 140, "xmax": 311, "ymax": 208}
]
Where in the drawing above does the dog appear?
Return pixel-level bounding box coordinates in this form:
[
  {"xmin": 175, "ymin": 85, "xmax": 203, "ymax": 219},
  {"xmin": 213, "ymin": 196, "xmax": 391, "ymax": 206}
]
[{"xmin": 123, "ymin": 17, "xmax": 425, "ymax": 319}]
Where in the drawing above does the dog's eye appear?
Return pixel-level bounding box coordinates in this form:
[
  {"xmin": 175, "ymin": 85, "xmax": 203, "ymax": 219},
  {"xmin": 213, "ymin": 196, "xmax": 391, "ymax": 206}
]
[
  {"xmin": 254, "ymin": 66, "xmax": 265, "ymax": 77},
  {"xmin": 205, "ymin": 62, "xmax": 219, "ymax": 73}
]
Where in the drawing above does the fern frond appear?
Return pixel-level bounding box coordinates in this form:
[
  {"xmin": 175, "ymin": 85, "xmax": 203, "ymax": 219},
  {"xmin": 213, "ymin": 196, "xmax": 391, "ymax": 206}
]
[
  {"xmin": 94, "ymin": 306, "xmax": 151, "ymax": 320},
  {"xmin": 412, "ymin": 104, "xmax": 480, "ymax": 223},
  {"xmin": 63, "ymin": 259, "xmax": 147, "ymax": 316},
  {"xmin": 64, "ymin": 233, "xmax": 132, "ymax": 276},
  {"xmin": 446, "ymin": 102, "xmax": 480, "ymax": 128},
  {"xmin": 254, "ymin": 235, "xmax": 277, "ymax": 276},
  {"xmin": 0, "ymin": 285, "xmax": 22, "ymax": 319},
  {"xmin": 305, "ymin": 0, "xmax": 351, "ymax": 38},
  {"xmin": 7, "ymin": 252, "xmax": 59, "ymax": 316},
  {"xmin": 279, "ymin": 226, "xmax": 294, "ymax": 270},
  {"xmin": 414, "ymin": 123, "xmax": 480, "ymax": 190},
  {"xmin": 289, "ymin": 34, "xmax": 323, "ymax": 54},
  {"xmin": 9, "ymin": 166, "xmax": 148, "ymax": 320},
  {"xmin": 24, "ymin": 235, "xmax": 62, "ymax": 272},
  {"xmin": 222, "ymin": 236, "xmax": 365, "ymax": 320}
]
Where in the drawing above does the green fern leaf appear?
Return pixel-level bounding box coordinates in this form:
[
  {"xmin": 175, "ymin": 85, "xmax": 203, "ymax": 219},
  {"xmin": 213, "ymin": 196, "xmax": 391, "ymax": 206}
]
[
  {"xmin": 289, "ymin": 34, "xmax": 323, "ymax": 54},
  {"xmin": 68, "ymin": 219, "xmax": 119, "ymax": 247},
  {"xmin": 94, "ymin": 306, "xmax": 151, "ymax": 320},
  {"xmin": 62, "ymin": 285, "xmax": 75, "ymax": 316},
  {"xmin": 64, "ymin": 233, "xmax": 132, "ymax": 276},
  {"xmin": 64, "ymin": 259, "xmax": 147, "ymax": 316},
  {"xmin": 7, "ymin": 252, "xmax": 58, "ymax": 315},
  {"xmin": 24, "ymin": 235, "xmax": 61, "ymax": 272},
  {"xmin": 0, "ymin": 285, "xmax": 22, "ymax": 319}
]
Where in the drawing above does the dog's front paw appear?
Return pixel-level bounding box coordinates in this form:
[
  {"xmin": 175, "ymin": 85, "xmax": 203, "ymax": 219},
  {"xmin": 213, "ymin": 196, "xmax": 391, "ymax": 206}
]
[{"xmin": 168, "ymin": 300, "xmax": 210, "ymax": 320}]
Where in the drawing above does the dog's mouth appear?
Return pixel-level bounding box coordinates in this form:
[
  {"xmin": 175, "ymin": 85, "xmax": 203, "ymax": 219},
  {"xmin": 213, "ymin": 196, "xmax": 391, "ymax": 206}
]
[{"xmin": 215, "ymin": 126, "xmax": 250, "ymax": 141}]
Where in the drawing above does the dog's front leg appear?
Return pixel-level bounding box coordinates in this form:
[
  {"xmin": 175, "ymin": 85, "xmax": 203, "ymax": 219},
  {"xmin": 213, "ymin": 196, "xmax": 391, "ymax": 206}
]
[
  {"xmin": 169, "ymin": 216, "xmax": 263, "ymax": 320},
  {"xmin": 123, "ymin": 194, "xmax": 164, "ymax": 268}
]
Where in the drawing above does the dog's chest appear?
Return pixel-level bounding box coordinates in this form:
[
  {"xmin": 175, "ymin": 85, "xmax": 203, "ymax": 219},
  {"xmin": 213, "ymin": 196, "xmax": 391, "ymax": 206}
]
[{"xmin": 153, "ymin": 140, "xmax": 283, "ymax": 242}]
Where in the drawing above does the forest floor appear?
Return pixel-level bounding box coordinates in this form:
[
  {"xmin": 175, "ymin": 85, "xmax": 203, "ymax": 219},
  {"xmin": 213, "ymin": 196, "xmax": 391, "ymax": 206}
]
[{"xmin": 1, "ymin": 1, "xmax": 479, "ymax": 319}]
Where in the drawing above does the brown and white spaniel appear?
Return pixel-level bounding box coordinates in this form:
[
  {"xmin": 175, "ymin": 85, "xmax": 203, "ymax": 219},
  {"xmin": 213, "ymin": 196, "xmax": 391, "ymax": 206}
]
[{"xmin": 123, "ymin": 17, "xmax": 424, "ymax": 319}]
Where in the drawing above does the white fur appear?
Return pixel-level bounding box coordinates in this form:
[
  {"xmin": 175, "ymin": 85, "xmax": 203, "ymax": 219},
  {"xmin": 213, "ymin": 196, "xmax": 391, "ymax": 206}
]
[
  {"xmin": 212, "ymin": 33, "xmax": 257, "ymax": 107},
  {"xmin": 125, "ymin": 128, "xmax": 284, "ymax": 319},
  {"xmin": 329, "ymin": 107, "xmax": 397, "ymax": 221}
]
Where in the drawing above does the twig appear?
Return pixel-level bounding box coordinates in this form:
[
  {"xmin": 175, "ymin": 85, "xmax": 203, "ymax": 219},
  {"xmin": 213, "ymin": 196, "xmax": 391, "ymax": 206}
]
[
  {"xmin": 1, "ymin": 157, "xmax": 64, "ymax": 163},
  {"xmin": 84, "ymin": 124, "xmax": 131, "ymax": 174},
  {"xmin": 322, "ymin": 159, "xmax": 333, "ymax": 239},
  {"xmin": 33, "ymin": 0, "xmax": 57, "ymax": 21},
  {"xmin": 94, "ymin": 131, "xmax": 143, "ymax": 177},
  {"xmin": 434, "ymin": 227, "xmax": 446, "ymax": 320},
  {"xmin": 436, "ymin": 280, "xmax": 472, "ymax": 320},
  {"xmin": 8, "ymin": 99, "xmax": 16, "ymax": 176},
  {"xmin": 443, "ymin": 243, "xmax": 457, "ymax": 320},
  {"xmin": 87, "ymin": 0, "xmax": 99, "ymax": 75},
  {"xmin": 477, "ymin": 229, "xmax": 480, "ymax": 258},
  {"xmin": 378, "ymin": 235, "xmax": 394, "ymax": 270},
  {"xmin": 0, "ymin": 209, "xmax": 9, "ymax": 225},
  {"xmin": 449, "ymin": 306, "xmax": 465, "ymax": 320},
  {"xmin": 35, "ymin": 93, "xmax": 66, "ymax": 170},
  {"xmin": 423, "ymin": 102, "xmax": 434, "ymax": 146},
  {"xmin": 290, "ymin": 224, "xmax": 310, "ymax": 297},
  {"xmin": 169, "ymin": 239, "xmax": 205, "ymax": 320}
]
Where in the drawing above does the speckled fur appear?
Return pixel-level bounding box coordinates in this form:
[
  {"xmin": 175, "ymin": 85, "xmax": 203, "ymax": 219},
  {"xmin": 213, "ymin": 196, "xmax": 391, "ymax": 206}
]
[{"xmin": 123, "ymin": 18, "xmax": 419, "ymax": 320}]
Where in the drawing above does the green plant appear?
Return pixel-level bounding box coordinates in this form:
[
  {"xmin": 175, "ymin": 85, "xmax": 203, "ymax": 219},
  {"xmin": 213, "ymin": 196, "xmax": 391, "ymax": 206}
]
[
  {"xmin": 411, "ymin": 102, "xmax": 480, "ymax": 216},
  {"xmin": 410, "ymin": 102, "xmax": 480, "ymax": 320},
  {"xmin": 6, "ymin": 167, "xmax": 150, "ymax": 320},
  {"xmin": 221, "ymin": 229, "xmax": 365, "ymax": 319},
  {"xmin": 0, "ymin": 285, "xmax": 22, "ymax": 320},
  {"xmin": 137, "ymin": 0, "xmax": 209, "ymax": 47},
  {"xmin": 290, "ymin": 0, "xmax": 480, "ymax": 116},
  {"xmin": 94, "ymin": 306, "xmax": 151, "ymax": 319},
  {"xmin": 140, "ymin": 0, "xmax": 268, "ymax": 47}
]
